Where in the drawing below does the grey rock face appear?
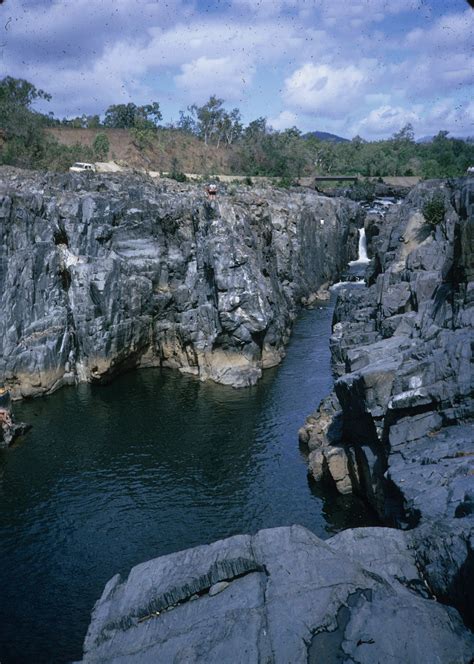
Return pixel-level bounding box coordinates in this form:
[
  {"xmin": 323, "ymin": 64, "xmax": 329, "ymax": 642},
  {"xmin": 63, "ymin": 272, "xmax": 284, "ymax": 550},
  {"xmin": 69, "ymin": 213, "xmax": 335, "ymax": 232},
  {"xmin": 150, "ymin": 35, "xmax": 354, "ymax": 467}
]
[
  {"xmin": 0, "ymin": 409, "xmax": 29, "ymax": 447},
  {"xmin": 80, "ymin": 525, "xmax": 474, "ymax": 663},
  {"xmin": 0, "ymin": 168, "xmax": 361, "ymax": 397},
  {"xmin": 0, "ymin": 387, "xmax": 29, "ymax": 447},
  {"xmin": 299, "ymin": 178, "xmax": 474, "ymax": 632},
  {"xmin": 301, "ymin": 178, "xmax": 473, "ymax": 528}
]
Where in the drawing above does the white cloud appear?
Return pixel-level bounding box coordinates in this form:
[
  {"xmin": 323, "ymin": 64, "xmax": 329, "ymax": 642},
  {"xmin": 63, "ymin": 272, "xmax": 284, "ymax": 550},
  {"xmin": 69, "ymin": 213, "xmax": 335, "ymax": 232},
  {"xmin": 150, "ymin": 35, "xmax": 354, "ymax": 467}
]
[
  {"xmin": 232, "ymin": 0, "xmax": 299, "ymax": 17},
  {"xmin": 425, "ymin": 99, "xmax": 474, "ymax": 134},
  {"xmin": 406, "ymin": 9, "xmax": 474, "ymax": 51},
  {"xmin": 314, "ymin": 0, "xmax": 419, "ymax": 28},
  {"xmin": 2, "ymin": 0, "xmax": 473, "ymax": 140},
  {"xmin": 268, "ymin": 110, "xmax": 299, "ymax": 130},
  {"xmin": 175, "ymin": 56, "xmax": 254, "ymax": 103},
  {"xmin": 391, "ymin": 52, "xmax": 474, "ymax": 98},
  {"xmin": 355, "ymin": 105, "xmax": 420, "ymax": 137},
  {"xmin": 283, "ymin": 62, "xmax": 372, "ymax": 118},
  {"xmin": 391, "ymin": 9, "xmax": 474, "ymax": 100}
]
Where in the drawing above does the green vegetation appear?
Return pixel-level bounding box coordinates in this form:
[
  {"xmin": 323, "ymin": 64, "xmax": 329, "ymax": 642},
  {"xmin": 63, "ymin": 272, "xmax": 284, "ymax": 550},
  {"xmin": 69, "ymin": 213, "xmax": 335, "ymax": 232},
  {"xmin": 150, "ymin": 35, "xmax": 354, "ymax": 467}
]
[
  {"xmin": 167, "ymin": 157, "xmax": 187, "ymax": 182},
  {"xmin": 1, "ymin": 76, "xmax": 473, "ymax": 178},
  {"xmin": 346, "ymin": 179, "xmax": 377, "ymax": 202},
  {"xmin": 422, "ymin": 194, "xmax": 445, "ymax": 226},
  {"xmin": 0, "ymin": 77, "xmax": 93, "ymax": 170},
  {"xmin": 92, "ymin": 133, "xmax": 109, "ymax": 160}
]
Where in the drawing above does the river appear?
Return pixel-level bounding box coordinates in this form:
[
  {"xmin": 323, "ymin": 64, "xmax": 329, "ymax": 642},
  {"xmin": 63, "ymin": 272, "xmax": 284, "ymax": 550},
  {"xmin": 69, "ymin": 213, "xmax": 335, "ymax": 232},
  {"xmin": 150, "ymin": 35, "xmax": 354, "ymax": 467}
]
[{"xmin": 0, "ymin": 295, "xmax": 377, "ymax": 663}]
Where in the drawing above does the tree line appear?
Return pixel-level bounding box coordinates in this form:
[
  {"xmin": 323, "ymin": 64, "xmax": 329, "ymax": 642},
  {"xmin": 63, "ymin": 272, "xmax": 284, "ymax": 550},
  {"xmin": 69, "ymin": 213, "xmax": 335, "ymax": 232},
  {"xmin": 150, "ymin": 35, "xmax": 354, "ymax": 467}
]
[{"xmin": 1, "ymin": 76, "xmax": 473, "ymax": 179}]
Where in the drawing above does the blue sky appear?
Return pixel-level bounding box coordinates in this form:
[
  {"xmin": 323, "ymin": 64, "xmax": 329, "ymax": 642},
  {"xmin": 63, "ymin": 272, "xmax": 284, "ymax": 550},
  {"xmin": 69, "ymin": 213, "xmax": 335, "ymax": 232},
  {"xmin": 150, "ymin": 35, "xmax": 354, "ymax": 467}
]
[{"xmin": 2, "ymin": 0, "xmax": 473, "ymax": 138}]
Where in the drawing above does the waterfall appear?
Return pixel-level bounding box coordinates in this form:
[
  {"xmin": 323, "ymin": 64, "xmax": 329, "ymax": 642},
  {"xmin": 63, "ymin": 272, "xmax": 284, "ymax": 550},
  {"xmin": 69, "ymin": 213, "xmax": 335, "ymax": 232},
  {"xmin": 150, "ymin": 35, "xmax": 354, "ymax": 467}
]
[
  {"xmin": 349, "ymin": 228, "xmax": 370, "ymax": 265},
  {"xmin": 357, "ymin": 228, "xmax": 370, "ymax": 263}
]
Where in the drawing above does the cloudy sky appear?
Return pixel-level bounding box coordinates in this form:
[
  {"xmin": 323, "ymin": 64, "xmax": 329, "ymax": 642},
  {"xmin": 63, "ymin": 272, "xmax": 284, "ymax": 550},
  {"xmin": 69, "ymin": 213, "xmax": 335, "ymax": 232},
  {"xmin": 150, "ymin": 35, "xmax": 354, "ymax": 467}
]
[{"xmin": 2, "ymin": 0, "xmax": 473, "ymax": 139}]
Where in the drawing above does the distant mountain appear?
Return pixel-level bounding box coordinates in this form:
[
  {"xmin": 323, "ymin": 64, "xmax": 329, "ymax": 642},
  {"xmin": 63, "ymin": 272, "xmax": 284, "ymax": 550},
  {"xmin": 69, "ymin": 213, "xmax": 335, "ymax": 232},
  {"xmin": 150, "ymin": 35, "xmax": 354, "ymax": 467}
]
[
  {"xmin": 416, "ymin": 135, "xmax": 474, "ymax": 144},
  {"xmin": 304, "ymin": 130, "xmax": 350, "ymax": 143}
]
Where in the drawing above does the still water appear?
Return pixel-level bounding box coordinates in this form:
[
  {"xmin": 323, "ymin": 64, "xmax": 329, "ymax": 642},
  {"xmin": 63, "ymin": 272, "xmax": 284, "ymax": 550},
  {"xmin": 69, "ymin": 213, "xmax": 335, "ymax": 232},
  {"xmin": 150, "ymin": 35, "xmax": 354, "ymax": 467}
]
[{"xmin": 0, "ymin": 299, "xmax": 375, "ymax": 663}]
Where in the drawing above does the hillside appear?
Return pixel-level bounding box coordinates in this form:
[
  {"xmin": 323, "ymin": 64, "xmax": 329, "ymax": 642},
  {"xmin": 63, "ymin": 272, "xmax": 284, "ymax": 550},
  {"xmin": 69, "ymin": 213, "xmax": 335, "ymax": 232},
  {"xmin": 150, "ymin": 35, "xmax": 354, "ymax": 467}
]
[
  {"xmin": 304, "ymin": 130, "xmax": 349, "ymax": 143},
  {"xmin": 47, "ymin": 127, "xmax": 237, "ymax": 174}
]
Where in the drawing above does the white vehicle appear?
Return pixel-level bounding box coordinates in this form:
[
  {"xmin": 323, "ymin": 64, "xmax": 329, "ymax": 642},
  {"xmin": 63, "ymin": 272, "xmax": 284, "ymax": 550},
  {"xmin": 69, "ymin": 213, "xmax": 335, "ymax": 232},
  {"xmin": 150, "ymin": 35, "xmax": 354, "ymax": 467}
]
[{"xmin": 69, "ymin": 162, "xmax": 96, "ymax": 173}]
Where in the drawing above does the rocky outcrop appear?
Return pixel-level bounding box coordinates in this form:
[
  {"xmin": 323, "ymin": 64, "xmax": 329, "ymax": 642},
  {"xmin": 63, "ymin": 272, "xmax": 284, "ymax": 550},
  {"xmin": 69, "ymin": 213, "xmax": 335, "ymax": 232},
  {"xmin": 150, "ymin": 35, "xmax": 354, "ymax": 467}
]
[
  {"xmin": 0, "ymin": 387, "xmax": 29, "ymax": 447},
  {"xmin": 79, "ymin": 525, "xmax": 474, "ymax": 663},
  {"xmin": 0, "ymin": 168, "xmax": 361, "ymax": 397},
  {"xmin": 299, "ymin": 178, "xmax": 473, "ymax": 631},
  {"xmin": 300, "ymin": 178, "xmax": 473, "ymax": 526}
]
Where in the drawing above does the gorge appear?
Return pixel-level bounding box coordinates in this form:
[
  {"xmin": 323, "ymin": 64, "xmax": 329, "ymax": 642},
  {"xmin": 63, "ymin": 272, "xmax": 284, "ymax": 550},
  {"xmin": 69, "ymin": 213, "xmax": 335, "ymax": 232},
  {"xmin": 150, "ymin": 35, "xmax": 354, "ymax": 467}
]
[{"xmin": 0, "ymin": 169, "xmax": 472, "ymax": 663}]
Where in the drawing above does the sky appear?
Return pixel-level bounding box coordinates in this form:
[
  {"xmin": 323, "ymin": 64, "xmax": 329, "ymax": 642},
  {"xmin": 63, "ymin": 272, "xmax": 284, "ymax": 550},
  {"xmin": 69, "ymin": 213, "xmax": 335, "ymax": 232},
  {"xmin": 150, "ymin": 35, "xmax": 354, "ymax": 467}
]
[{"xmin": 1, "ymin": 0, "xmax": 473, "ymax": 139}]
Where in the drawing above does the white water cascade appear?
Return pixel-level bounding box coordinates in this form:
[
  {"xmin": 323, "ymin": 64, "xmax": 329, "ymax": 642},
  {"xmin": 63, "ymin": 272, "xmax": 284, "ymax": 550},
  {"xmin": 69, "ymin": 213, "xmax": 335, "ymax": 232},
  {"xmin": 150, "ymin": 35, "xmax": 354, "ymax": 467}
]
[
  {"xmin": 349, "ymin": 227, "xmax": 370, "ymax": 265},
  {"xmin": 331, "ymin": 227, "xmax": 370, "ymax": 290}
]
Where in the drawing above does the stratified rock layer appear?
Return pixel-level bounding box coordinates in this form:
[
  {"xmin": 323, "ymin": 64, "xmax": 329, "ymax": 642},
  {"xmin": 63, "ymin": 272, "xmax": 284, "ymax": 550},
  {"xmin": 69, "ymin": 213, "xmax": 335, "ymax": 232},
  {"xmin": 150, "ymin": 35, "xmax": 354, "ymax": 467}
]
[{"xmin": 0, "ymin": 168, "xmax": 360, "ymax": 396}]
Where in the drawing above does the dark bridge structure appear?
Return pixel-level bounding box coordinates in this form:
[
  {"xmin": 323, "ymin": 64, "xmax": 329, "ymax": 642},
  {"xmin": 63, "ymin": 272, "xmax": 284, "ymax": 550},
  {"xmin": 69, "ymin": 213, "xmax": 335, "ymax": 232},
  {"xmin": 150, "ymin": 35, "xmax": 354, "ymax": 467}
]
[{"xmin": 314, "ymin": 175, "xmax": 358, "ymax": 182}]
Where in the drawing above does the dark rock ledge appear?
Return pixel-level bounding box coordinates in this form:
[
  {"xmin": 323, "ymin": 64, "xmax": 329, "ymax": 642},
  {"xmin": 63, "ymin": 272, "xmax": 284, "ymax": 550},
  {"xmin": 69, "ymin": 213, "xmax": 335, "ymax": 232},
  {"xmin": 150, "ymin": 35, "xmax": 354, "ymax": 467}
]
[{"xmin": 79, "ymin": 179, "xmax": 473, "ymax": 663}]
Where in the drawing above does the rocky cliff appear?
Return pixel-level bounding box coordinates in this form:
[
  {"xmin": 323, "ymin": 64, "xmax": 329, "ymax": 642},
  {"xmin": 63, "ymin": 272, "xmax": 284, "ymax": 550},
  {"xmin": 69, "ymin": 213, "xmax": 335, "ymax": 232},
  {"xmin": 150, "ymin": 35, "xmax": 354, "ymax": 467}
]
[
  {"xmin": 0, "ymin": 167, "xmax": 360, "ymax": 399},
  {"xmin": 79, "ymin": 525, "xmax": 473, "ymax": 664},
  {"xmin": 299, "ymin": 177, "xmax": 473, "ymax": 628},
  {"xmin": 300, "ymin": 178, "xmax": 473, "ymax": 525}
]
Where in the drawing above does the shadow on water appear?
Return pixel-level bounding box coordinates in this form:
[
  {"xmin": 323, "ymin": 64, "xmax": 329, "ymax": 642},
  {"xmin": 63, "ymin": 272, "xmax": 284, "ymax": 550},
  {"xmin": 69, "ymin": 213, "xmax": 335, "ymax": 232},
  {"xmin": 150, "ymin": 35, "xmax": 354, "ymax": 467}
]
[{"xmin": 0, "ymin": 299, "xmax": 375, "ymax": 663}]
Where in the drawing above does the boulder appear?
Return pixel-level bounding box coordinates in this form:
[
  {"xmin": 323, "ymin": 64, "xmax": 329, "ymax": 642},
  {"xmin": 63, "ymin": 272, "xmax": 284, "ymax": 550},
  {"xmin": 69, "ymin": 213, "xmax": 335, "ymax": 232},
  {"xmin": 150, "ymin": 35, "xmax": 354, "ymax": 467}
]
[{"xmin": 80, "ymin": 526, "xmax": 474, "ymax": 664}]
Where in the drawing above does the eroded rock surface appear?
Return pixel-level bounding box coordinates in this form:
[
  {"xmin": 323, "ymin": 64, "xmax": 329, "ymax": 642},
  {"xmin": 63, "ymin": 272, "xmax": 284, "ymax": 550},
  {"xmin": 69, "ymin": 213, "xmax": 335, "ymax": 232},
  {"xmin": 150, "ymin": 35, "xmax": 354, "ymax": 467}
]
[
  {"xmin": 80, "ymin": 525, "xmax": 473, "ymax": 663},
  {"xmin": 0, "ymin": 168, "xmax": 360, "ymax": 396}
]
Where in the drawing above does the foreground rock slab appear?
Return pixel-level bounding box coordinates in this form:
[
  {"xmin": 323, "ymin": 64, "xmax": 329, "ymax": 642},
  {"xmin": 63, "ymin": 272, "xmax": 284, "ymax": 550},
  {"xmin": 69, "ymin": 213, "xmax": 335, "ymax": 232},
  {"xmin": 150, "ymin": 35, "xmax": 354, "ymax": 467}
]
[{"xmin": 80, "ymin": 525, "xmax": 473, "ymax": 663}]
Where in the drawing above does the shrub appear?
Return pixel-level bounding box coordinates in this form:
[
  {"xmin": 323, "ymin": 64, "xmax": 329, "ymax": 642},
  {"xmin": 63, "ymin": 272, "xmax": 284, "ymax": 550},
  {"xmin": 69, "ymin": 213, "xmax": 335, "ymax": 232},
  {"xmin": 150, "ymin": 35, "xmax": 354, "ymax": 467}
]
[
  {"xmin": 277, "ymin": 175, "xmax": 294, "ymax": 189},
  {"xmin": 167, "ymin": 157, "xmax": 187, "ymax": 182},
  {"xmin": 422, "ymin": 193, "xmax": 445, "ymax": 225},
  {"xmin": 93, "ymin": 133, "xmax": 109, "ymax": 160}
]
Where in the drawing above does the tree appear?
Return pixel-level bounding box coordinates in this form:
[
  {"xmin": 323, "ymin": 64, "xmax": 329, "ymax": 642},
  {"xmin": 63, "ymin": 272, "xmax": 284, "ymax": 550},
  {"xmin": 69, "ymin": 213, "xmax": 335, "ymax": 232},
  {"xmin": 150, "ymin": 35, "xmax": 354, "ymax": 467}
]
[
  {"xmin": 93, "ymin": 133, "xmax": 109, "ymax": 160},
  {"xmin": 104, "ymin": 103, "xmax": 138, "ymax": 128},
  {"xmin": 0, "ymin": 76, "xmax": 52, "ymax": 167},
  {"xmin": 392, "ymin": 123, "xmax": 415, "ymax": 143},
  {"xmin": 219, "ymin": 108, "xmax": 243, "ymax": 146},
  {"xmin": 244, "ymin": 117, "xmax": 268, "ymax": 140},
  {"xmin": 86, "ymin": 115, "xmax": 101, "ymax": 129},
  {"xmin": 177, "ymin": 110, "xmax": 197, "ymax": 135},
  {"xmin": 0, "ymin": 76, "xmax": 51, "ymax": 110},
  {"xmin": 188, "ymin": 96, "xmax": 225, "ymax": 145},
  {"xmin": 139, "ymin": 102, "xmax": 162, "ymax": 127},
  {"xmin": 103, "ymin": 102, "xmax": 162, "ymax": 129}
]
